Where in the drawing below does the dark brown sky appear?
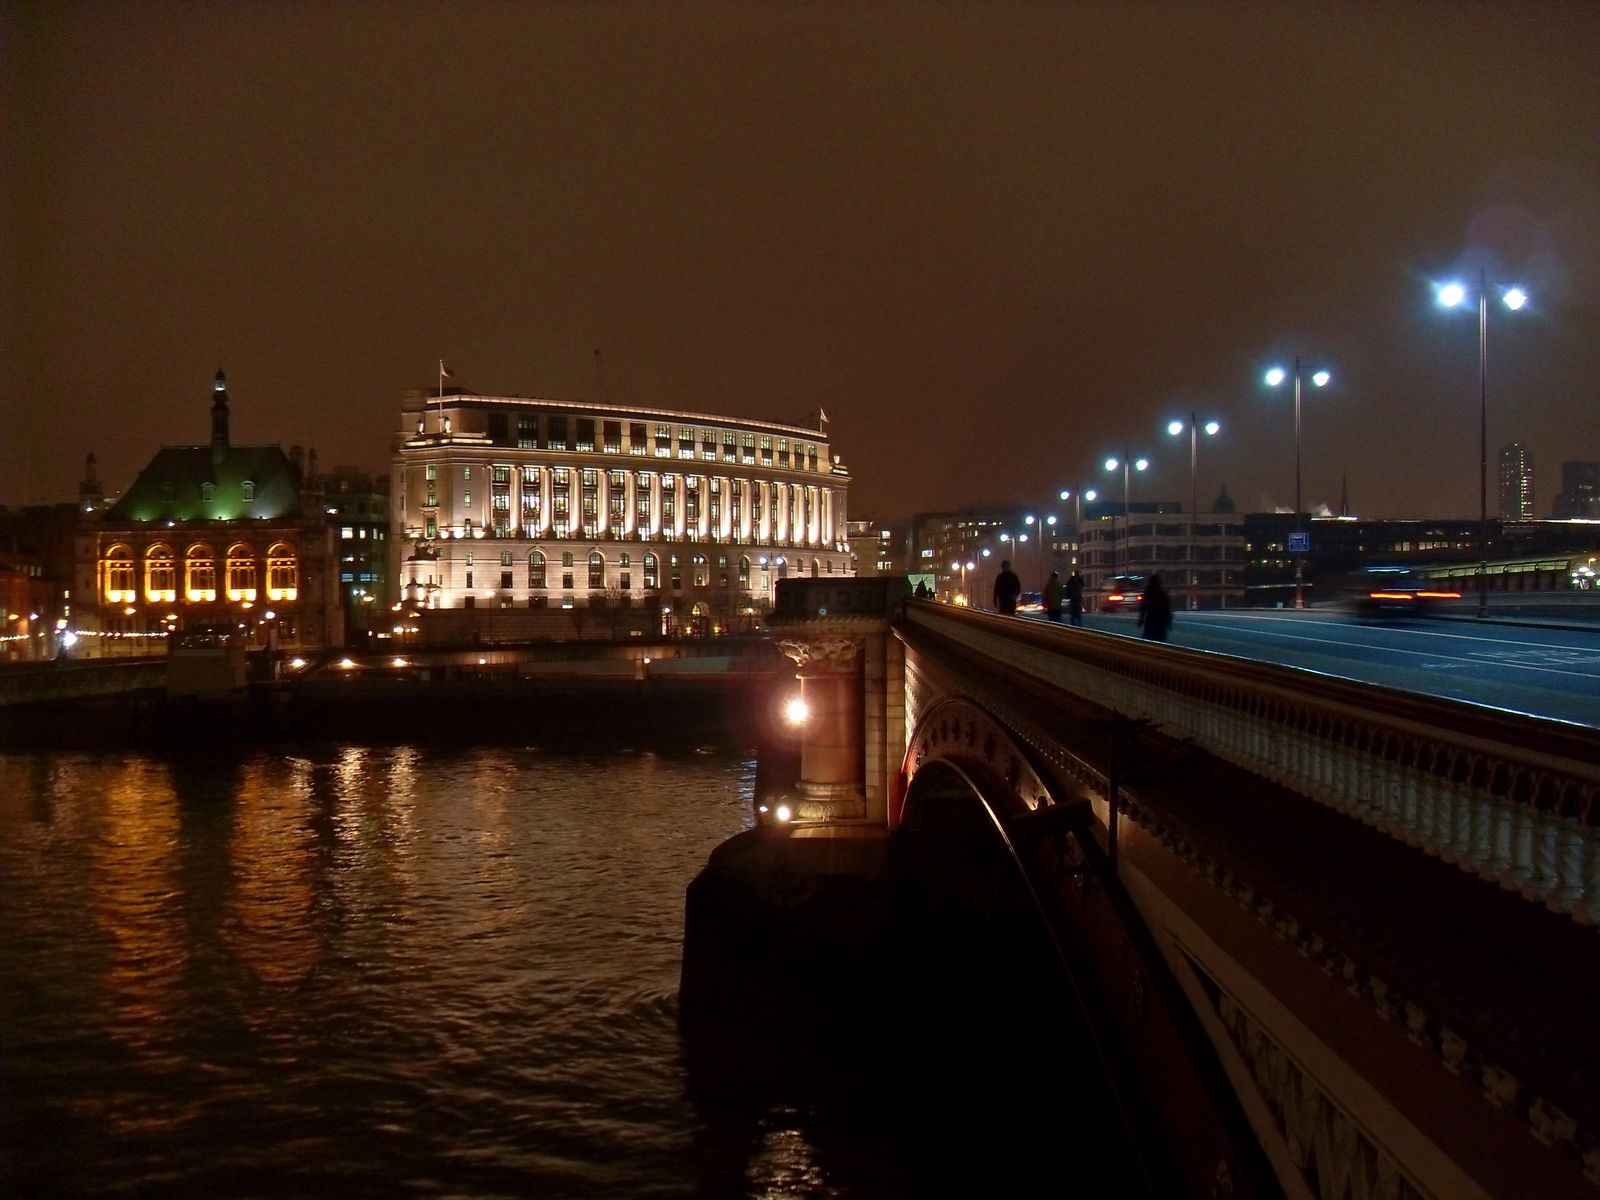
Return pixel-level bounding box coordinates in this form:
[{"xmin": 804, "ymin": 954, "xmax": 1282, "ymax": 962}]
[{"xmin": 4, "ymin": 1, "xmax": 1597, "ymax": 521}]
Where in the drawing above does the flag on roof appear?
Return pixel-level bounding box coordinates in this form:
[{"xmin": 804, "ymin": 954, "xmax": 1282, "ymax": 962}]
[{"xmin": 439, "ymin": 360, "xmax": 453, "ymax": 379}]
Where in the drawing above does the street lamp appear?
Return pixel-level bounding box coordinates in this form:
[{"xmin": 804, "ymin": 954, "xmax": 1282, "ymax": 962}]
[
  {"xmin": 1264, "ymin": 358, "xmax": 1331, "ymax": 609},
  {"xmin": 1167, "ymin": 414, "xmax": 1221, "ymax": 610},
  {"xmin": 1024, "ymin": 513, "xmax": 1057, "ymax": 583},
  {"xmin": 949, "ymin": 559, "xmax": 976, "ymax": 604},
  {"xmin": 1058, "ymin": 487, "xmax": 1098, "ymax": 569},
  {"xmin": 1103, "ymin": 454, "xmax": 1149, "ymax": 574},
  {"xmin": 1437, "ymin": 268, "xmax": 1528, "ymax": 617}
]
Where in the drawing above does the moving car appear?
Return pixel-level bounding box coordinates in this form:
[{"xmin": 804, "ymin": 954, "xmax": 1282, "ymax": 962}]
[
  {"xmin": 1347, "ymin": 569, "xmax": 1462, "ymax": 618},
  {"xmin": 1101, "ymin": 574, "xmax": 1145, "ymax": 613},
  {"xmin": 1015, "ymin": 591, "xmax": 1045, "ymax": 615}
]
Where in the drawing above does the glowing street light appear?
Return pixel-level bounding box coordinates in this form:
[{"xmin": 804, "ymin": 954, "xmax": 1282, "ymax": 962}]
[
  {"xmin": 1167, "ymin": 414, "xmax": 1222, "ymax": 609},
  {"xmin": 1023, "ymin": 512, "xmax": 1057, "ymax": 583},
  {"xmin": 1103, "ymin": 454, "xmax": 1149, "ymax": 573},
  {"xmin": 1263, "ymin": 357, "xmax": 1331, "ymax": 609},
  {"xmin": 949, "ymin": 558, "xmax": 977, "ymax": 603},
  {"xmin": 1058, "ymin": 487, "xmax": 1098, "ymax": 569},
  {"xmin": 1437, "ymin": 267, "xmax": 1529, "ymax": 617}
]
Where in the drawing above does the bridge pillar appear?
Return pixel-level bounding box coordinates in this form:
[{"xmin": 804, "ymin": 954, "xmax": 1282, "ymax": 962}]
[
  {"xmin": 784, "ymin": 642, "xmax": 865, "ymax": 822},
  {"xmin": 767, "ymin": 576, "xmax": 908, "ymax": 828}
]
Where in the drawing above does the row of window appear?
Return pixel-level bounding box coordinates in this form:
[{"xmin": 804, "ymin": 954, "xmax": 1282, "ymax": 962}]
[
  {"xmin": 415, "ymin": 550, "xmax": 839, "ymax": 593},
  {"xmin": 455, "ymin": 414, "xmax": 824, "ymax": 470},
  {"xmin": 102, "ymin": 542, "xmax": 298, "ymax": 605}
]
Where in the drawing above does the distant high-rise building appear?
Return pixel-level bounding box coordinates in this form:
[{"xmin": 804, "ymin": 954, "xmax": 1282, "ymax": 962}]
[
  {"xmin": 1551, "ymin": 460, "xmax": 1600, "ymax": 519},
  {"xmin": 1498, "ymin": 443, "xmax": 1534, "ymax": 521}
]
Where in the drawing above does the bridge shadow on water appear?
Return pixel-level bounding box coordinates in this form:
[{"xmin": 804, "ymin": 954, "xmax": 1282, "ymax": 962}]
[{"xmin": 679, "ymin": 804, "xmax": 1146, "ymax": 1197}]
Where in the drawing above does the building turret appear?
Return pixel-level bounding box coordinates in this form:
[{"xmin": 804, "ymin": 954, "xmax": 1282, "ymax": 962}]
[
  {"xmin": 78, "ymin": 452, "xmax": 104, "ymax": 512},
  {"xmin": 211, "ymin": 369, "xmax": 230, "ymax": 465}
]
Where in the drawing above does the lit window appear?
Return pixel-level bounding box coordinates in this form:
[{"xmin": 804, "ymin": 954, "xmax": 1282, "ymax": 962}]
[
  {"xmin": 104, "ymin": 545, "xmax": 136, "ymax": 603},
  {"xmin": 266, "ymin": 543, "xmax": 298, "ymax": 601},
  {"xmin": 226, "ymin": 544, "xmax": 258, "ymax": 602},
  {"xmin": 185, "ymin": 544, "xmax": 217, "ymax": 602}
]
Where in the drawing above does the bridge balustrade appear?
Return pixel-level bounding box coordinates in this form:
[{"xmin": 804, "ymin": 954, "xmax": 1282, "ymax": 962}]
[{"xmin": 905, "ymin": 604, "xmax": 1600, "ymax": 925}]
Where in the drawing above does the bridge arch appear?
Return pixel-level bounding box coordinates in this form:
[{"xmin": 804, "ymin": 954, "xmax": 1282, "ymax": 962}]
[{"xmin": 895, "ymin": 694, "xmax": 1058, "ymax": 830}]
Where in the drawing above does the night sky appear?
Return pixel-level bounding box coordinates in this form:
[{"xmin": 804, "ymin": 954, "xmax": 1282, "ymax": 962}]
[{"xmin": 4, "ymin": 2, "xmax": 1597, "ymax": 522}]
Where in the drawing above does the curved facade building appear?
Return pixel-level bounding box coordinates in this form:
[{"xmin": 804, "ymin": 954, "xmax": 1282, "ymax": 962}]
[{"xmin": 390, "ymin": 389, "xmax": 852, "ymax": 627}]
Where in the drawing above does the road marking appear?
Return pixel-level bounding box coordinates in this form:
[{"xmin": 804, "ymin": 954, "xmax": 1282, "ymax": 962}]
[{"xmin": 1174, "ymin": 615, "xmax": 1600, "ymax": 681}]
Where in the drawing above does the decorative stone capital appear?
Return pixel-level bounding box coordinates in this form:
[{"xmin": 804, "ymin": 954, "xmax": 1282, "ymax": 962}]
[{"xmin": 776, "ymin": 636, "xmax": 862, "ymax": 672}]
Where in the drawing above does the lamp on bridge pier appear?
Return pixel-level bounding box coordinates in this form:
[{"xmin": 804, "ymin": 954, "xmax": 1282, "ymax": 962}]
[
  {"xmin": 1166, "ymin": 414, "xmax": 1221, "ymax": 611},
  {"xmin": 1436, "ymin": 268, "xmax": 1528, "ymax": 619},
  {"xmin": 1263, "ymin": 358, "xmax": 1330, "ymax": 610}
]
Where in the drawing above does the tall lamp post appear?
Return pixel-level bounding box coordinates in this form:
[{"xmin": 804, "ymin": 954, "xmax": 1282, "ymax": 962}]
[
  {"xmin": 1166, "ymin": 414, "xmax": 1221, "ymax": 609},
  {"xmin": 1103, "ymin": 454, "xmax": 1149, "ymax": 574},
  {"xmin": 1058, "ymin": 487, "xmax": 1098, "ymax": 569},
  {"xmin": 1438, "ymin": 269, "xmax": 1528, "ymax": 618},
  {"xmin": 1024, "ymin": 512, "xmax": 1057, "ymax": 583},
  {"xmin": 950, "ymin": 559, "xmax": 976, "ymax": 604},
  {"xmin": 1264, "ymin": 358, "xmax": 1331, "ymax": 609}
]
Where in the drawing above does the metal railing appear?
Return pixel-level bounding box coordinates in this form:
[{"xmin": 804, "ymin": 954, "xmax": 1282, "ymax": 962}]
[{"xmin": 904, "ymin": 603, "xmax": 1600, "ymax": 925}]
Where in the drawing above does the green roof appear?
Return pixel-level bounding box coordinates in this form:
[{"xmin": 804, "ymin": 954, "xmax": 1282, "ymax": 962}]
[{"xmin": 106, "ymin": 445, "xmax": 303, "ymax": 524}]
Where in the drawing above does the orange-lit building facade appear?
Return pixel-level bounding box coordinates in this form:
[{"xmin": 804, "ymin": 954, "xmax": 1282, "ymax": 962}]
[
  {"xmin": 73, "ymin": 372, "xmax": 342, "ymax": 656},
  {"xmin": 390, "ymin": 389, "xmax": 852, "ymax": 630}
]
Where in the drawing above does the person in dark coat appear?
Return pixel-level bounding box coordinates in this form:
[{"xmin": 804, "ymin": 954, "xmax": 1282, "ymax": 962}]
[
  {"xmin": 1138, "ymin": 572, "xmax": 1173, "ymax": 642},
  {"xmin": 993, "ymin": 560, "xmax": 1022, "ymax": 615},
  {"xmin": 1043, "ymin": 571, "xmax": 1064, "ymax": 622},
  {"xmin": 1066, "ymin": 571, "xmax": 1084, "ymax": 626}
]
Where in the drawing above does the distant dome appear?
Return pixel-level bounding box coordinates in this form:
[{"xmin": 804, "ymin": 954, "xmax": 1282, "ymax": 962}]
[{"xmin": 1211, "ymin": 485, "xmax": 1236, "ymax": 514}]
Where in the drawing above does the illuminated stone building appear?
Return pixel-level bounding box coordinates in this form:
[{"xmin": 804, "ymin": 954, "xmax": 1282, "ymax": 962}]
[
  {"xmin": 390, "ymin": 388, "xmax": 851, "ymax": 635},
  {"xmin": 74, "ymin": 371, "xmax": 342, "ymax": 656}
]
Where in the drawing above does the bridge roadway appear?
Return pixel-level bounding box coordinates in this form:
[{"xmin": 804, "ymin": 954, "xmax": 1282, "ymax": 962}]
[
  {"xmin": 901, "ymin": 600, "xmax": 1600, "ymax": 1196},
  {"xmin": 1027, "ymin": 608, "xmax": 1600, "ymax": 729}
]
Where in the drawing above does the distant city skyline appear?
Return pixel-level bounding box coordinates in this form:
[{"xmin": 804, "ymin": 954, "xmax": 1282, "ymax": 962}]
[{"xmin": 4, "ymin": 3, "xmax": 1597, "ymax": 521}]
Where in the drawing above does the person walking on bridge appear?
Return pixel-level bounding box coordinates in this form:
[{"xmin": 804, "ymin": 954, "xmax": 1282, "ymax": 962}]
[
  {"xmin": 1044, "ymin": 570, "xmax": 1064, "ymax": 622},
  {"xmin": 1066, "ymin": 571, "xmax": 1084, "ymax": 626},
  {"xmin": 993, "ymin": 560, "xmax": 1022, "ymax": 615},
  {"xmin": 1138, "ymin": 572, "xmax": 1173, "ymax": 642}
]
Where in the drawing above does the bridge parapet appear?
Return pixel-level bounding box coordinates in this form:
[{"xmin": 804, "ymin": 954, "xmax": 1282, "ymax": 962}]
[
  {"xmin": 904, "ymin": 602, "xmax": 1600, "ymax": 926},
  {"xmin": 900, "ymin": 601, "xmax": 1600, "ymax": 1193}
]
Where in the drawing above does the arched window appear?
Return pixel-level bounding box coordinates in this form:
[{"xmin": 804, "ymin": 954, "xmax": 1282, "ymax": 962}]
[
  {"xmin": 588, "ymin": 551, "xmax": 605, "ymax": 588},
  {"xmin": 738, "ymin": 556, "xmax": 751, "ymax": 588},
  {"xmin": 145, "ymin": 545, "xmax": 176, "ymax": 603},
  {"xmin": 186, "ymin": 544, "xmax": 217, "ymax": 602},
  {"xmin": 265, "ymin": 543, "xmax": 298, "ymax": 601},
  {"xmin": 104, "ymin": 544, "xmax": 135, "ymax": 603},
  {"xmin": 528, "ymin": 551, "xmax": 546, "ymax": 588},
  {"xmin": 643, "ymin": 553, "xmax": 658, "ymax": 589},
  {"xmin": 811, "ymin": 557, "xmax": 821, "ymax": 577},
  {"xmin": 226, "ymin": 543, "xmax": 258, "ymax": 603}
]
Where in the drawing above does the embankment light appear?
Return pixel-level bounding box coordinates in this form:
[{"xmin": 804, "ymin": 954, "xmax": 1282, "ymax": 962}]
[{"xmin": 783, "ymin": 695, "xmax": 810, "ymax": 726}]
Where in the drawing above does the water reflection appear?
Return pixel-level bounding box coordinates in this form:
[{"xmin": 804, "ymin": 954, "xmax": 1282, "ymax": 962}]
[{"xmin": 0, "ymin": 745, "xmax": 1104, "ymax": 1198}]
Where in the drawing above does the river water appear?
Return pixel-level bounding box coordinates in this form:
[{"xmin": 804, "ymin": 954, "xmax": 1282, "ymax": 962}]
[{"xmin": 1, "ymin": 744, "xmax": 1112, "ymax": 1199}]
